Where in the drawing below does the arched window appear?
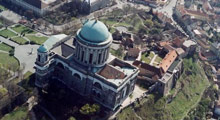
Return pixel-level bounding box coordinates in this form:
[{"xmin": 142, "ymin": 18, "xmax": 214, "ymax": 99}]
[
  {"xmin": 94, "ymin": 82, "xmax": 102, "ymax": 90},
  {"xmin": 57, "ymin": 63, "xmax": 65, "ymax": 69},
  {"xmin": 73, "ymin": 73, "xmax": 81, "ymax": 80}
]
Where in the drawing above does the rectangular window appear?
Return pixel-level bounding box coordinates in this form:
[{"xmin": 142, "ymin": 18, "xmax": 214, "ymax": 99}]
[
  {"xmin": 89, "ymin": 53, "xmax": 93, "ymax": 64},
  {"xmin": 98, "ymin": 53, "xmax": 101, "ymax": 64},
  {"xmin": 81, "ymin": 51, "xmax": 84, "ymax": 62},
  {"xmin": 38, "ymin": 55, "xmax": 41, "ymax": 62}
]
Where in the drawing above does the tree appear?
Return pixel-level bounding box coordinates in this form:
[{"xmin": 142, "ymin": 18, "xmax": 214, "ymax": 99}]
[
  {"xmin": 68, "ymin": 116, "xmax": 76, "ymax": 120},
  {"xmin": 145, "ymin": 19, "xmax": 154, "ymax": 28},
  {"xmin": 80, "ymin": 103, "xmax": 100, "ymax": 116}
]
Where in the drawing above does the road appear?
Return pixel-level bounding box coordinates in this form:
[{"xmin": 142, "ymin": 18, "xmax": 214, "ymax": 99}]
[
  {"xmin": 155, "ymin": 0, "xmax": 188, "ymax": 36},
  {"xmin": 0, "ymin": 36, "xmax": 19, "ymax": 47},
  {"xmin": 155, "ymin": 0, "xmax": 178, "ymax": 17}
]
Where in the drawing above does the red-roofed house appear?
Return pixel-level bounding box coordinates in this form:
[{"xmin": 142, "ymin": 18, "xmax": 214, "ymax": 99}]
[{"xmin": 159, "ymin": 50, "xmax": 178, "ymax": 73}]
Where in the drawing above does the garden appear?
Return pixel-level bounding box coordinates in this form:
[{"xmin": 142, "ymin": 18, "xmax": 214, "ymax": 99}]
[{"xmin": 0, "ymin": 24, "xmax": 48, "ymax": 45}]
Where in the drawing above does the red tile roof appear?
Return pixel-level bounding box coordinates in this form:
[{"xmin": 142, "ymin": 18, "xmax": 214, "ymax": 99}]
[
  {"xmin": 159, "ymin": 50, "xmax": 177, "ymax": 73},
  {"xmin": 133, "ymin": 61, "xmax": 164, "ymax": 80},
  {"xmin": 98, "ymin": 65, "xmax": 126, "ymax": 79}
]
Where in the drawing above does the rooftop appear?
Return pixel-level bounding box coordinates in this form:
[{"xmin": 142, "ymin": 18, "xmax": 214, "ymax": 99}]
[
  {"xmin": 159, "ymin": 50, "xmax": 177, "ymax": 73},
  {"xmin": 96, "ymin": 58, "xmax": 138, "ymax": 87},
  {"xmin": 159, "ymin": 72, "xmax": 173, "ymax": 83},
  {"xmin": 78, "ymin": 20, "xmax": 110, "ymax": 43},
  {"xmin": 168, "ymin": 59, "xmax": 182, "ymax": 72},
  {"xmin": 212, "ymin": 42, "xmax": 220, "ymax": 49},
  {"xmin": 127, "ymin": 48, "xmax": 140, "ymax": 58},
  {"xmin": 176, "ymin": 48, "xmax": 185, "ymax": 55},
  {"xmin": 183, "ymin": 40, "xmax": 196, "ymax": 48},
  {"xmin": 133, "ymin": 60, "xmax": 163, "ymax": 80},
  {"xmin": 98, "ymin": 64, "xmax": 126, "ymax": 80},
  {"xmin": 23, "ymin": 0, "xmax": 56, "ymax": 9}
]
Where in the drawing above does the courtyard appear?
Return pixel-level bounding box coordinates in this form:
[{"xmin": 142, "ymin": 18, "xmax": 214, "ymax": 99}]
[{"xmin": 141, "ymin": 51, "xmax": 163, "ymax": 67}]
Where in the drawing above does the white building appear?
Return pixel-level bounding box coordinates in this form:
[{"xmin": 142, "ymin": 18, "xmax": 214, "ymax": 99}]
[
  {"xmin": 8, "ymin": 0, "xmax": 57, "ymax": 15},
  {"xmin": 35, "ymin": 20, "xmax": 139, "ymax": 110}
]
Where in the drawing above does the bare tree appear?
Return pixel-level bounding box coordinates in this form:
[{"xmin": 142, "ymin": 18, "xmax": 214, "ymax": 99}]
[{"xmin": 18, "ymin": 63, "xmax": 26, "ymax": 80}]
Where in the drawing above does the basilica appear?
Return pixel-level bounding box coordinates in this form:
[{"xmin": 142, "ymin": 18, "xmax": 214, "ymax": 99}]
[{"xmin": 35, "ymin": 20, "xmax": 139, "ymax": 110}]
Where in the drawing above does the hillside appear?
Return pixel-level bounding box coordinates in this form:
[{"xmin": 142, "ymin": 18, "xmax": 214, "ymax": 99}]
[{"xmin": 116, "ymin": 58, "xmax": 210, "ymax": 120}]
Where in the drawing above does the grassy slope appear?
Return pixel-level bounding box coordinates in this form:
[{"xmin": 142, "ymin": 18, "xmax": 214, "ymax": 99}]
[
  {"xmin": 0, "ymin": 53, "xmax": 19, "ymax": 68},
  {"xmin": 116, "ymin": 58, "xmax": 209, "ymax": 120},
  {"xmin": 166, "ymin": 59, "xmax": 210, "ymax": 120},
  {"xmin": 1, "ymin": 107, "xmax": 28, "ymax": 120}
]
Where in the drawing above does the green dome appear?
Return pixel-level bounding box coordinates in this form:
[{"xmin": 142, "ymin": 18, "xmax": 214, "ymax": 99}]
[
  {"xmin": 79, "ymin": 20, "xmax": 109, "ymax": 43},
  {"xmin": 37, "ymin": 45, "xmax": 48, "ymax": 53}
]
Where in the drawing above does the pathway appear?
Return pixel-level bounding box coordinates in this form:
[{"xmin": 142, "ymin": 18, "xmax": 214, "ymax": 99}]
[
  {"xmin": 150, "ymin": 54, "xmax": 157, "ymax": 65},
  {"xmin": 0, "ymin": 26, "xmax": 39, "ymax": 73},
  {"xmin": 109, "ymin": 85, "xmax": 147, "ymax": 119},
  {"xmin": 14, "ymin": 44, "xmax": 39, "ymax": 73},
  {"xmin": 155, "ymin": 0, "xmax": 188, "ymax": 36},
  {"xmin": 0, "ymin": 36, "xmax": 19, "ymax": 47},
  {"xmin": 8, "ymin": 27, "xmax": 30, "ymax": 42},
  {"xmin": 133, "ymin": 109, "xmax": 143, "ymax": 120}
]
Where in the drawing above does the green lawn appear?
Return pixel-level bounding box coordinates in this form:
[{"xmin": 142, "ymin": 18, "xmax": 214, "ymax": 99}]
[
  {"xmin": 0, "ymin": 29, "xmax": 17, "ymax": 38},
  {"xmin": 116, "ymin": 106, "xmax": 138, "ymax": 120},
  {"xmin": 26, "ymin": 35, "xmax": 48, "ymax": 45},
  {"xmin": 0, "ymin": 43, "xmax": 14, "ymax": 52},
  {"xmin": 11, "ymin": 24, "xmax": 36, "ymax": 34},
  {"xmin": 141, "ymin": 52, "xmax": 154, "ymax": 64},
  {"xmin": 100, "ymin": 19, "xmax": 117, "ymax": 26},
  {"xmin": 154, "ymin": 56, "xmax": 163, "ymax": 63},
  {"xmin": 0, "ymin": 53, "xmax": 19, "ymax": 69},
  {"xmin": 11, "ymin": 37, "xmax": 28, "ymax": 45},
  {"xmin": 110, "ymin": 48, "xmax": 124, "ymax": 59},
  {"xmin": 1, "ymin": 107, "xmax": 28, "ymax": 120}
]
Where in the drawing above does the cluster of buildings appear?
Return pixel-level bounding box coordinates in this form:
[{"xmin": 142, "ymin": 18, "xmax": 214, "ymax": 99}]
[
  {"xmin": 129, "ymin": 0, "xmax": 169, "ymax": 8},
  {"xmin": 82, "ymin": 0, "xmax": 110, "ymax": 13},
  {"xmin": 112, "ymin": 13, "xmax": 196, "ymax": 96},
  {"xmin": 174, "ymin": 0, "xmax": 220, "ymax": 37},
  {"xmin": 174, "ymin": 0, "xmax": 220, "ymax": 77},
  {"xmin": 131, "ymin": 36, "xmax": 196, "ymax": 96},
  {"xmin": 8, "ymin": 0, "xmax": 58, "ymax": 15},
  {"xmin": 34, "ymin": 17, "xmax": 198, "ymax": 110},
  {"xmin": 174, "ymin": 0, "xmax": 220, "ymax": 118},
  {"xmin": 8, "ymin": 0, "xmax": 110, "ymax": 16}
]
